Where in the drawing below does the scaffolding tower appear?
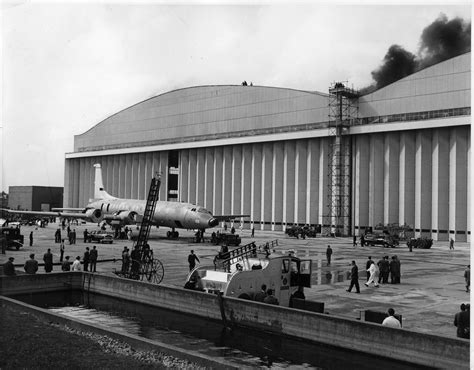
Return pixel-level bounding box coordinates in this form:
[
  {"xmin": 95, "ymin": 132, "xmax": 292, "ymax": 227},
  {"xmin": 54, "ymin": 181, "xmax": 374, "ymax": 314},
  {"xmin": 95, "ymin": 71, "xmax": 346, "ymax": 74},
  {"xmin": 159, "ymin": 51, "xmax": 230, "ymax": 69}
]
[{"xmin": 324, "ymin": 82, "xmax": 359, "ymax": 236}]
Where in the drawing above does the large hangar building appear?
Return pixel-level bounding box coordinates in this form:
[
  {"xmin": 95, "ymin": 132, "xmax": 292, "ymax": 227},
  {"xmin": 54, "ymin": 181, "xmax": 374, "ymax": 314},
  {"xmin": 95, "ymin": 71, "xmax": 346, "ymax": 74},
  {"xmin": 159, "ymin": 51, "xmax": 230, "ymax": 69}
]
[{"xmin": 65, "ymin": 52, "xmax": 471, "ymax": 241}]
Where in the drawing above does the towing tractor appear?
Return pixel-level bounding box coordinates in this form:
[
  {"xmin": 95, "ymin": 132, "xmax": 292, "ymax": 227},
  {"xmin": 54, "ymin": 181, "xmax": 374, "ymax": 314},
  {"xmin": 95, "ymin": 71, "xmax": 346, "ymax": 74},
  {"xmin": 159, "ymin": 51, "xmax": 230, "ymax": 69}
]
[{"xmin": 185, "ymin": 242, "xmax": 312, "ymax": 307}]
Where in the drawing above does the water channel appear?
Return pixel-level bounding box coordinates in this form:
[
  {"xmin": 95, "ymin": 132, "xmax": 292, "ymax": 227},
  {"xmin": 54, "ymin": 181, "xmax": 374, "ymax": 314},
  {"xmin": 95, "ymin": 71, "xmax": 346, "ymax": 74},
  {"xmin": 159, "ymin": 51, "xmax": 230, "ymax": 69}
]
[{"xmin": 12, "ymin": 291, "xmax": 429, "ymax": 369}]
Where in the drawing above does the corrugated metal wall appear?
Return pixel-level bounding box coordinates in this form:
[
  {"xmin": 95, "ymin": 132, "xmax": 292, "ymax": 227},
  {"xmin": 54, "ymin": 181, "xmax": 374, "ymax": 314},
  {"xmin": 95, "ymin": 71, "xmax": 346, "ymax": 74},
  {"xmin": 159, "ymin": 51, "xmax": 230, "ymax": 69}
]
[{"xmin": 65, "ymin": 123, "xmax": 470, "ymax": 241}]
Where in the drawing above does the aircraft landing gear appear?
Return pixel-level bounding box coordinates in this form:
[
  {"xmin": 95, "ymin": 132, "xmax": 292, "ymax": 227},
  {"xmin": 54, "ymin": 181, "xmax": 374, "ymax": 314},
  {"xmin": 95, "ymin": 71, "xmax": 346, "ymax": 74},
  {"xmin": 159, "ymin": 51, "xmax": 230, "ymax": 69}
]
[{"xmin": 166, "ymin": 229, "xmax": 179, "ymax": 239}]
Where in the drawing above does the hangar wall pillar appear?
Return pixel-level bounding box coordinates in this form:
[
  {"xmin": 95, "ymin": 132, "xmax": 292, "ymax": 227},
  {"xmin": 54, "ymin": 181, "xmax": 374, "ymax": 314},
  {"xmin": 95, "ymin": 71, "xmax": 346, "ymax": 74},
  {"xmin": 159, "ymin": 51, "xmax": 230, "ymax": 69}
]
[
  {"xmin": 231, "ymin": 146, "xmax": 242, "ymax": 218},
  {"xmin": 251, "ymin": 145, "xmax": 262, "ymax": 229},
  {"xmin": 283, "ymin": 141, "xmax": 296, "ymax": 226},
  {"xmin": 295, "ymin": 140, "xmax": 308, "ymax": 225},
  {"xmin": 318, "ymin": 140, "xmax": 329, "ymax": 227},
  {"xmin": 415, "ymin": 131, "xmax": 433, "ymax": 237},
  {"xmin": 159, "ymin": 152, "xmax": 168, "ymax": 202},
  {"xmin": 78, "ymin": 160, "xmax": 85, "ymax": 206},
  {"xmin": 353, "ymin": 135, "xmax": 369, "ymax": 234},
  {"xmin": 112, "ymin": 155, "xmax": 120, "ymax": 197},
  {"xmin": 131, "ymin": 154, "xmax": 139, "ymax": 199},
  {"xmin": 369, "ymin": 134, "xmax": 384, "ymax": 228},
  {"xmin": 272, "ymin": 142, "xmax": 284, "ymax": 230},
  {"xmin": 125, "ymin": 156, "xmax": 132, "ymax": 199},
  {"xmin": 179, "ymin": 150, "xmax": 189, "ymax": 203},
  {"xmin": 384, "ymin": 134, "xmax": 399, "ymax": 225},
  {"xmin": 222, "ymin": 147, "xmax": 233, "ymax": 216},
  {"xmin": 204, "ymin": 148, "xmax": 214, "ymax": 211},
  {"xmin": 188, "ymin": 149, "xmax": 197, "ymax": 204},
  {"xmin": 144, "ymin": 153, "xmax": 153, "ymax": 199},
  {"xmin": 449, "ymin": 126, "xmax": 468, "ymax": 242},
  {"xmin": 82, "ymin": 157, "xmax": 92, "ymax": 205},
  {"xmin": 431, "ymin": 128, "xmax": 450, "ymax": 241},
  {"xmin": 196, "ymin": 149, "xmax": 206, "ymax": 206},
  {"xmin": 398, "ymin": 132, "xmax": 415, "ymax": 231},
  {"xmin": 241, "ymin": 144, "xmax": 252, "ymax": 228},
  {"xmin": 116, "ymin": 155, "xmax": 124, "ymax": 198},
  {"xmin": 307, "ymin": 139, "xmax": 320, "ymax": 226},
  {"xmin": 137, "ymin": 153, "xmax": 146, "ymax": 199},
  {"xmin": 261, "ymin": 143, "xmax": 273, "ymax": 230},
  {"xmin": 213, "ymin": 147, "xmax": 223, "ymax": 216}
]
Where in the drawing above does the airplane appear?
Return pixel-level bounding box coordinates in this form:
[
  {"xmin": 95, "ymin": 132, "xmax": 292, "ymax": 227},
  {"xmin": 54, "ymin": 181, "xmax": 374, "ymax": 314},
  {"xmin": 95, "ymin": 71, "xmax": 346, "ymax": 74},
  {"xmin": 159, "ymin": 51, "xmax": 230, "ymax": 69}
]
[{"xmin": 1, "ymin": 164, "xmax": 248, "ymax": 238}]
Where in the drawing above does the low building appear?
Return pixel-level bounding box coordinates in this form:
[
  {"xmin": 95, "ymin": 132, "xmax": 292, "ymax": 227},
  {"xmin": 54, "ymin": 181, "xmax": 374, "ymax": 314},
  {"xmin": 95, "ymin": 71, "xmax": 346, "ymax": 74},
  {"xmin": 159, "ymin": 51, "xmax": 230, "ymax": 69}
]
[{"xmin": 8, "ymin": 186, "xmax": 63, "ymax": 211}]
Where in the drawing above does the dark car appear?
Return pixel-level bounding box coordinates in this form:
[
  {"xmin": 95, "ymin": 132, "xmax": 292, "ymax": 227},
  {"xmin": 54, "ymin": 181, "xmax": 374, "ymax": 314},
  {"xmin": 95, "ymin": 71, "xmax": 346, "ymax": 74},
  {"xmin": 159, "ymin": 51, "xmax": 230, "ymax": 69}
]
[
  {"xmin": 285, "ymin": 224, "xmax": 321, "ymax": 239},
  {"xmin": 363, "ymin": 233, "xmax": 398, "ymax": 248},
  {"xmin": 407, "ymin": 237, "xmax": 433, "ymax": 249},
  {"xmin": 88, "ymin": 230, "xmax": 114, "ymax": 244},
  {"xmin": 212, "ymin": 233, "xmax": 241, "ymax": 246},
  {"xmin": 0, "ymin": 227, "xmax": 24, "ymax": 250}
]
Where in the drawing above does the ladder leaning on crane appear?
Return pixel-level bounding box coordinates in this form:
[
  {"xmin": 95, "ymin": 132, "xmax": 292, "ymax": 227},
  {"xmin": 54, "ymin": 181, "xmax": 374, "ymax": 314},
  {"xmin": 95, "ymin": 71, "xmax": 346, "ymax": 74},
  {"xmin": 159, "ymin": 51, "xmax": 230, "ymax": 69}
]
[{"xmin": 115, "ymin": 174, "xmax": 164, "ymax": 284}]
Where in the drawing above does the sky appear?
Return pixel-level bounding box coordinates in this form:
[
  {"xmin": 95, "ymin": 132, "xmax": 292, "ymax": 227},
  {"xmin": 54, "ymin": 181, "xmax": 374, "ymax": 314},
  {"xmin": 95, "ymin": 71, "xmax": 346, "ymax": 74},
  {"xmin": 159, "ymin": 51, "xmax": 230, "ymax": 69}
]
[{"xmin": 0, "ymin": 1, "xmax": 471, "ymax": 192}]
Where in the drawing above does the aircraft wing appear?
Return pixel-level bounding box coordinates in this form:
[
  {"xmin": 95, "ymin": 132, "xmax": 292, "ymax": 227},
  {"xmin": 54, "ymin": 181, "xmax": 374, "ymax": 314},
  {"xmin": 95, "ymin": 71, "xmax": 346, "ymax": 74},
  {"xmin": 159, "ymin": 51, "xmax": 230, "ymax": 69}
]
[
  {"xmin": 1, "ymin": 208, "xmax": 63, "ymax": 217},
  {"xmin": 51, "ymin": 208, "xmax": 86, "ymax": 212},
  {"xmin": 0, "ymin": 208, "xmax": 101, "ymax": 222},
  {"xmin": 213, "ymin": 214, "xmax": 250, "ymax": 222}
]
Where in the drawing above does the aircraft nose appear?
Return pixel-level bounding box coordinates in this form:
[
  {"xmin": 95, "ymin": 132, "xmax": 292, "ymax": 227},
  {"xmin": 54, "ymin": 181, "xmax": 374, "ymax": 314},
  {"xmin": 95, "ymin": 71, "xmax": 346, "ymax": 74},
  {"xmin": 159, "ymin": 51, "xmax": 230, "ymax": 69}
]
[{"xmin": 208, "ymin": 217, "xmax": 219, "ymax": 228}]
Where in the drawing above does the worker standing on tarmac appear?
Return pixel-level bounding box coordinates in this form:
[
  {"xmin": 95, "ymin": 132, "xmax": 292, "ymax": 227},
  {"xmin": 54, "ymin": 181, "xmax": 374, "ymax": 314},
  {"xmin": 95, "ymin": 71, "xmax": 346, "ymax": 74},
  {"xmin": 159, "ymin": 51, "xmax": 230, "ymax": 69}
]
[{"xmin": 188, "ymin": 250, "xmax": 200, "ymax": 271}]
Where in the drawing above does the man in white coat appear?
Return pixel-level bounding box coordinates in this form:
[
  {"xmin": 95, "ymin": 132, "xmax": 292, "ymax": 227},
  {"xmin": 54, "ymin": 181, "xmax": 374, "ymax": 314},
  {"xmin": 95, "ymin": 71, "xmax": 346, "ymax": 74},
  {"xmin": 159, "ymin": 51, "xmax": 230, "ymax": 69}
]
[
  {"xmin": 71, "ymin": 256, "xmax": 82, "ymax": 271},
  {"xmin": 382, "ymin": 308, "xmax": 401, "ymax": 328},
  {"xmin": 365, "ymin": 260, "xmax": 379, "ymax": 287}
]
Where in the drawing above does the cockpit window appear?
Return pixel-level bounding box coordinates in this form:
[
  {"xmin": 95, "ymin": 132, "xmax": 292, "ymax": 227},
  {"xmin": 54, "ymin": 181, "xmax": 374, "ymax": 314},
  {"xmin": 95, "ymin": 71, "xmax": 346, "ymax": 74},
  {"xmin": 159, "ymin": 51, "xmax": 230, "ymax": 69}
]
[
  {"xmin": 198, "ymin": 208, "xmax": 212, "ymax": 215},
  {"xmin": 191, "ymin": 208, "xmax": 196, "ymax": 212}
]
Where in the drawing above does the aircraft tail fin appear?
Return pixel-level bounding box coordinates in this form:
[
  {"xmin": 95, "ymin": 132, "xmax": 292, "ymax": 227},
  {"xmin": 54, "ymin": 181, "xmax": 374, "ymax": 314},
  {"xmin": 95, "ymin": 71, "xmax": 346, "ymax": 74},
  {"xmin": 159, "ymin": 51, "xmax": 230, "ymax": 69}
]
[{"xmin": 93, "ymin": 164, "xmax": 116, "ymax": 200}]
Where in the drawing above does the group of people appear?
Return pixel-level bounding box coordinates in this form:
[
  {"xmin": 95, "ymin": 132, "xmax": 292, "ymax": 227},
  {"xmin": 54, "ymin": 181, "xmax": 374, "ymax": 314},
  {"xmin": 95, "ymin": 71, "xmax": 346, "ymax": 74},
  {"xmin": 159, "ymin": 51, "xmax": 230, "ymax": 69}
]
[
  {"xmin": 254, "ymin": 284, "xmax": 279, "ymax": 305},
  {"xmin": 364, "ymin": 255, "xmax": 401, "ymax": 287},
  {"xmin": 67, "ymin": 226, "xmax": 77, "ymax": 244},
  {"xmin": 54, "ymin": 227, "xmax": 77, "ymax": 245},
  {"xmin": 120, "ymin": 244, "xmax": 154, "ymax": 276},
  {"xmin": 347, "ymin": 255, "xmax": 401, "ymax": 292},
  {"xmin": 2, "ymin": 245, "xmax": 100, "ymax": 274}
]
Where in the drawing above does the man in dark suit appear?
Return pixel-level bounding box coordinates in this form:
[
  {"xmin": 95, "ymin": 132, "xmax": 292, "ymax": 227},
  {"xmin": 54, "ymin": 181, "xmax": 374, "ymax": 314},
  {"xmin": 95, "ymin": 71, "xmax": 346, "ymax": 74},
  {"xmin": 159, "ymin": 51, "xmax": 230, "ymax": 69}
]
[
  {"xmin": 454, "ymin": 303, "xmax": 470, "ymax": 339},
  {"xmin": 347, "ymin": 260, "xmax": 360, "ymax": 293}
]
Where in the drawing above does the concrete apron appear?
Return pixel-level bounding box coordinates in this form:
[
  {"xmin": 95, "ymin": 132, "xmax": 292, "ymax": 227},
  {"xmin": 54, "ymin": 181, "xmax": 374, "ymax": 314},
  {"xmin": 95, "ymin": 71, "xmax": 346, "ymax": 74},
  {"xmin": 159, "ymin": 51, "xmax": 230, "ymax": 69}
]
[{"xmin": 1, "ymin": 272, "xmax": 470, "ymax": 369}]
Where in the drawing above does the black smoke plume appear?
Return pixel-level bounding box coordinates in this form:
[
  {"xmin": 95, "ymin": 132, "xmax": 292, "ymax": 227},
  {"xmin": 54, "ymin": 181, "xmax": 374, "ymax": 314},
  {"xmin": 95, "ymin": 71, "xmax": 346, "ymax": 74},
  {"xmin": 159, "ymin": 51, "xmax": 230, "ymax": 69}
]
[
  {"xmin": 362, "ymin": 14, "xmax": 471, "ymax": 94},
  {"xmin": 419, "ymin": 14, "xmax": 471, "ymax": 68},
  {"xmin": 371, "ymin": 45, "xmax": 417, "ymax": 90}
]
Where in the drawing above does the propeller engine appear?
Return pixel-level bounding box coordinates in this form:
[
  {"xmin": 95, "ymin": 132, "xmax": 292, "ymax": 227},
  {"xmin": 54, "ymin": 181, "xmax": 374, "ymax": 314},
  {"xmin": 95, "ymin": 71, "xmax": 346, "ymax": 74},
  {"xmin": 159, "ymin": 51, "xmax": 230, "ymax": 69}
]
[
  {"xmin": 103, "ymin": 210, "xmax": 137, "ymax": 225},
  {"xmin": 84, "ymin": 208, "xmax": 103, "ymax": 223}
]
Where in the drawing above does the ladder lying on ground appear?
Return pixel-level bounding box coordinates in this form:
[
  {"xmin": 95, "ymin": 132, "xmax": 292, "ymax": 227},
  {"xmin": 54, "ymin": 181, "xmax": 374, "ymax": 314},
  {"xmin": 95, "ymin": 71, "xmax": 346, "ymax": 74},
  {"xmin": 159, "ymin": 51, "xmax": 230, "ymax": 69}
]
[{"xmin": 117, "ymin": 175, "xmax": 164, "ymax": 284}]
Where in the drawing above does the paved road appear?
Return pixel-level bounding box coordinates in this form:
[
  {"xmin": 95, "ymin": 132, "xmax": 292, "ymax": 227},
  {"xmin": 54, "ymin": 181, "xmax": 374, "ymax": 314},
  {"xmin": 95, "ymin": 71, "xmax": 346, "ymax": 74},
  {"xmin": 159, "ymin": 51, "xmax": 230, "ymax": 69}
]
[{"xmin": 2, "ymin": 222, "xmax": 470, "ymax": 338}]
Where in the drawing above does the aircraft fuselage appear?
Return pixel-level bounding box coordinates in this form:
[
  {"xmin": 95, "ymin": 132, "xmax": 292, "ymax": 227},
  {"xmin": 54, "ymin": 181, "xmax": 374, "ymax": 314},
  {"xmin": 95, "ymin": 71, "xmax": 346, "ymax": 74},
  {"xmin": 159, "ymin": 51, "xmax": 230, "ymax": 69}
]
[{"xmin": 87, "ymin": 198, "xmax": 218, "ymax": 230}]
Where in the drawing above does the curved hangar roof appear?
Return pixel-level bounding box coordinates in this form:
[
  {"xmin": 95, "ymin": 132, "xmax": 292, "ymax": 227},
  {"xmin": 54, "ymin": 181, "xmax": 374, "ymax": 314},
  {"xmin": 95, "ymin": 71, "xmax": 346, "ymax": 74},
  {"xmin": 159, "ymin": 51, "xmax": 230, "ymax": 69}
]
[
  {"xmin": 74, "ymin": 52, "xmax": 470, "ymax": 153},
  {"xmin": 74, "ymin": 86, "xmax": 329, "ymax": 152}
]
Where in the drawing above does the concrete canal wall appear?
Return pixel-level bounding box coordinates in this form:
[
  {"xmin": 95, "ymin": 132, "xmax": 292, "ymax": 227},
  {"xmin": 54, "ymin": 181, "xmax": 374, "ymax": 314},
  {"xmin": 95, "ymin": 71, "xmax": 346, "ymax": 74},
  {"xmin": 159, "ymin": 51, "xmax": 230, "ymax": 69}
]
[
  {"xmin": 0, "ymin": 272, "xmax": 469, "ymax": 369},
  {"xmin": 0, "ymin": 295, "xmax": 238, "ymax": 369}
]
